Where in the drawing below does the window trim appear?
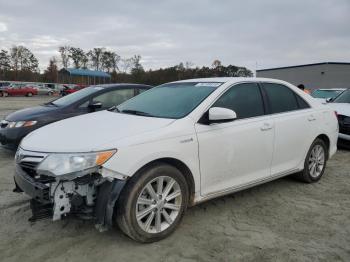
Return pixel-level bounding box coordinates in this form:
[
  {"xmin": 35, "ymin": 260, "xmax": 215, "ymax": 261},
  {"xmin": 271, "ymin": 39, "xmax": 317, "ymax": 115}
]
[
  {"xmin": 259, "ymin": 82, "xmax": 311, "ymax": 116},
  {"xmin": 198, "ymin": 81, "xmax": 268, "ymax": 124}
]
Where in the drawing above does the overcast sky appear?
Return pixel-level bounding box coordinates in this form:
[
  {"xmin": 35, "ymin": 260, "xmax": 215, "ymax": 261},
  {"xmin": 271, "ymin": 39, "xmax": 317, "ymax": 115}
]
[{"xmin": 0, "ymin": 0, "xmax": 349, "ymax": 72}]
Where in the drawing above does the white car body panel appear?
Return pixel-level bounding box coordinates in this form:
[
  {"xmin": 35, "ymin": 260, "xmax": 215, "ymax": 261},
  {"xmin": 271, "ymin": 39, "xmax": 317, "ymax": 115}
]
[
  {"xmin": 328, "ymin": 102, "xmax": 350, "ymax": 141},
  {"xmin": 20, "ymin": 77, "xmax": 339, "ymax": 205}
]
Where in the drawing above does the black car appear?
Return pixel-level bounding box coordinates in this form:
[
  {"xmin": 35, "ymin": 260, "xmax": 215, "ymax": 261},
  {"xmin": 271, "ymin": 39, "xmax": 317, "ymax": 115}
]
[{"xmin": 0, "ymin": 83, "xmax": 152, "ymax": 149}]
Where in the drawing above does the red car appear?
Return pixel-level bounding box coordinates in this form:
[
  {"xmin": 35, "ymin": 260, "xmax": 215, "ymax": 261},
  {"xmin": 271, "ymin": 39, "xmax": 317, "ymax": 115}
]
[
  {"xmin": 0, "ymin": 83, "xmax": 38, "ymax": 97},
  {"xmin": 60, "ymin": 84, "xmax": 87, "ymax": 96}
]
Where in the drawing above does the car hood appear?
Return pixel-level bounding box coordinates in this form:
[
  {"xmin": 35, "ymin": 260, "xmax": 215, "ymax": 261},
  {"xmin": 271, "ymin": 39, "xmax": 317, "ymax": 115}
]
[
  {"xmin": 328, "ymin": 103, "xmax": 350, "ymax": 116},
  {"xmin": 20, "ymin": 110, "xmax": 175, "ymax": 152},
  {"xmin": 5, "ymin": 105, "xmax": 60, "ymax": 121}
]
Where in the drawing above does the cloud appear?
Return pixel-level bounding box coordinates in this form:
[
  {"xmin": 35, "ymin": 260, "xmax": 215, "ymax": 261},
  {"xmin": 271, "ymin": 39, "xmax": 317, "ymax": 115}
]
[
  {"xmin": 0, "ymin": 0, "xmax": 349, "ymax": 71},
  {"xmin": 0, "ymin": 22, "xmax": 7, "ymax": 32}
]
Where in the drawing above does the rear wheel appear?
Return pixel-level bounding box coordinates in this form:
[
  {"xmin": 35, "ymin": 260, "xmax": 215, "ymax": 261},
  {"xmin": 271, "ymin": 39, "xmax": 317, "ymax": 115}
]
[
  {"xmin": 116, "ymin": 163, "xmax": 189, "ymax": 243},
  {"xmin": 0, "ymin": 92, "xmax": 3, "ymax": 97},
  {"xmin": 295, "ymin": 138, "xmax": 328, "ymax": 183},
  {"xmin": 3, "ymin": 92, "xmax": 8, "ymax": 97},
  {"xmin": 27, "ymin": 92, "xmax": 33, "ymax": 97}
]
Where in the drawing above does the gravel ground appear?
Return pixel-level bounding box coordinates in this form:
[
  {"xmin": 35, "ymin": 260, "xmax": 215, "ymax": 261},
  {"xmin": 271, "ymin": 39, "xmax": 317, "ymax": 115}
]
[{"xmin": 0, "ymin": 97, "xmax": 349, "ymax": 262}]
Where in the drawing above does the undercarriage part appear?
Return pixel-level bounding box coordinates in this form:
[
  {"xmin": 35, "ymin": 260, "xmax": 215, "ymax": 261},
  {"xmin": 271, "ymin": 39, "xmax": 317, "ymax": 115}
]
[
  {"xmin": 29, "ymin": 199, "xmax": 53, "ymax": 222},
  {"xmin": 95, "ymin": 179, "xmax": 126, "ymax": 229},
  {"xmin": 50, "ymin": 177, "xmax": 98, "ymax": 221}
]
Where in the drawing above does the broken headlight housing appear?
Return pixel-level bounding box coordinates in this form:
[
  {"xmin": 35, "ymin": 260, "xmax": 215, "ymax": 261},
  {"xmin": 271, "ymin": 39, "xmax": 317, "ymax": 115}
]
[{"xmin": 36, "ymin": 150, "xmax": 116, "ymax": 178}]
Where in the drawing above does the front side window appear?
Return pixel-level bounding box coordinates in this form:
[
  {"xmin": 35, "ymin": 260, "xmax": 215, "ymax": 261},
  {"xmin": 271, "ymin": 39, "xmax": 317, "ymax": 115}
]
[
  {"xmin": 262, "ymin": 83, "xmax": 299, "ymax": 114},
  {"xmin": 117, "ymin": 82, "xmax": 222, "ymax": 119},
  {"xmin": 212, "ymin": 83, "xmax": 265, "ymax": 119},
  {"xmin": 92, "ymin": 89, "xmax": 135, "ymax": 109},
  {"xmin": 53, "ymin": 86, "xmax": 101, "ymax": 107},
  {"xmin": 333, "ymin": 89, "xmax": 350, "ymax": 103}
]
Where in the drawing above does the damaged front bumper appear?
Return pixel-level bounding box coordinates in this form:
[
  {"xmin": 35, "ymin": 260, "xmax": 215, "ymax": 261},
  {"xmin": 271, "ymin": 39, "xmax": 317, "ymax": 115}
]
[{"xmin": 13, "ymin": 151, "xmax": 126, "ymax": 229}]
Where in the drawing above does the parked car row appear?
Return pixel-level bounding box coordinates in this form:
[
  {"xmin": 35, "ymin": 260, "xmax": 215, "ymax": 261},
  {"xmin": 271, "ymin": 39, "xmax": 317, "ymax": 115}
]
[
  {"xmin": 0, "ymin": 78, "xmax": 341, "ymax": 242},
  {"xmin": 0, "ymin": 83, "xmax": 38, "ymax": 97},
  {"xmin": 0, "ymin": 82, "xmax": 89, "ymax": 97}
]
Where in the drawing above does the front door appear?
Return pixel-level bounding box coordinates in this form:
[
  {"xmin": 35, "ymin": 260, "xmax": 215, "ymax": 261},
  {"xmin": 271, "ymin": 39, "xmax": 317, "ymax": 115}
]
[{"xmin": 195, "ymin": 82, "xmax": 274, "ymax": 196}]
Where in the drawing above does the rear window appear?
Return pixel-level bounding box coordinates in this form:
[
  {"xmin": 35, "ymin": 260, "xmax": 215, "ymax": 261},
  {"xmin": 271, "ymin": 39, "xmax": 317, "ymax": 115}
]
[{"xmin": 262, "ymin": 83, "xmax": 299, "ymax": 114}]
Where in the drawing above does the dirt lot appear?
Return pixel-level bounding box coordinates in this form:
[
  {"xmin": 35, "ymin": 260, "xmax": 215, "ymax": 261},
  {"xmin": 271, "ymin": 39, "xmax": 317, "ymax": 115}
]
[{"xmin": 0, "ymin": 96, "xmax": 349, "ymax": 262}]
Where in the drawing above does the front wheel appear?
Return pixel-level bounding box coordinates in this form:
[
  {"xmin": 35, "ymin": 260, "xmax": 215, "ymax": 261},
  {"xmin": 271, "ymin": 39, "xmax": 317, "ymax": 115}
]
[
  {"xmin": 27, "ymin": 92, "xmax": 33, "ymax": 97},
  {"xmin": 295, "ymin": 138, "xmax": 328, "ymax": 183},
  {"xmin": 116, "ymin": 163, "xmax": 189, "ymax": 242}
]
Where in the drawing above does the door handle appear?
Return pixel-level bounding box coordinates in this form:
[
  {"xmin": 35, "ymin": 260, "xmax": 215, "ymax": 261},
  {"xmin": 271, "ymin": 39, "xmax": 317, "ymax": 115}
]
[
  {"xmin": 260, "ymin": 122, "xmax": 273, "ymax": 131},
  {"xmin": 308, "ymin": 115, "xmax": 316, "ymax": 121}
]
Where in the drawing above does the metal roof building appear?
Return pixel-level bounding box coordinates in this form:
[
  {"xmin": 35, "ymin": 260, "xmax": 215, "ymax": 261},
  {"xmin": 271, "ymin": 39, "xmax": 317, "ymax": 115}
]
[
  {"xmin": 59, "ymin": 68, "xmax": 111, "ymax": 85},
  {"xmin": 256, "ymin": 62, "xmax": 350, "ymax": 91}
]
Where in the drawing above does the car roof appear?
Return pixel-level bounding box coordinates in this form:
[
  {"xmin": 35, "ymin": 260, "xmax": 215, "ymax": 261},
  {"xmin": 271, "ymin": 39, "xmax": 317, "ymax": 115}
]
[
  {"xmin": 173, "ymin": 77, "xmax": 288, "ymax": 85},
  {"xmin": 91, "ymin": 83, "xmax": 153, "ymax": 89},
  {"xmin": 313, "ymin": 88, "xmax": 346, "ymax": 91}
]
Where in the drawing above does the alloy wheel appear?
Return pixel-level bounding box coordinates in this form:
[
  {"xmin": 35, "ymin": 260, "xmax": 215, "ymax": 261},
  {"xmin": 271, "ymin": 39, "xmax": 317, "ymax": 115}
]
[
  {"xmin": 135, "ymin": 176, "xmax": 182, "ymax": 234},
  {"xmin": 308, "ymin": 144, "xmax": 325, "ymax": 178}
]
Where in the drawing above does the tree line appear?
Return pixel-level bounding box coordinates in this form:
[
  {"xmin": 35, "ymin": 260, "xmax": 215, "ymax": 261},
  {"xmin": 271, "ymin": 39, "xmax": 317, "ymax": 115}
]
[{"xmin": 0, "ymin": 45, "xmax": 253, "ymax": 85}]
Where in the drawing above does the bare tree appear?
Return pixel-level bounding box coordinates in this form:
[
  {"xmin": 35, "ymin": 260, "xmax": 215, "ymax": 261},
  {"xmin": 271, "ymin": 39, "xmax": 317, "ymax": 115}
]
[
  {"xmin": 212, "ymin": 59, "xmax": 222, "ymax": 68},
  {"xmin": 87, "ymin": 48, "xmax": 104, "ymax": 71},
  {"xmin": 69, "ymin": 47, "xmax": 87, "ymax": 69},
  {"xmin": 10, "ymin": 45, "xmax": 38, "ymax": 72},
  {"xmin": 58, "ymin": 46, "xmax": 71, "ymax": 68},
  {"xmin": 120, "ymin": 57, "xmax": 134, "ymax": 73},
  {"xmin": 44, "ymin": 57, "xmax": 58, "ymax": 82}
]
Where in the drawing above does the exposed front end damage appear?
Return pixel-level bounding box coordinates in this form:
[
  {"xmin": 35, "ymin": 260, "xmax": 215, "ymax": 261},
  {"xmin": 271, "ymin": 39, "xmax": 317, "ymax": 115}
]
[{"xmin": 13, "ymin": 148, "xmax": 126, "ymax": 229}]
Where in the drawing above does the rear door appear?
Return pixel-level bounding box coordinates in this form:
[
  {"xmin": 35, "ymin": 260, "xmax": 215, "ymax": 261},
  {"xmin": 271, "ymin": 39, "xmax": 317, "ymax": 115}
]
[
  {"xmin": 196, "ymin": 82, "xmax": 275, "ymax": 196},
  {"xmin": 261, "ymin": 82, "xmax": 314, "ymax": 175}
]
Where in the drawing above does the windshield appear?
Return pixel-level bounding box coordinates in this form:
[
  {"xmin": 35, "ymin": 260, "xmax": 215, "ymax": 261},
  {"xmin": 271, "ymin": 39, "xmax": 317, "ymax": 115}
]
[
  {"xmin": 117, "ymin": 82, "xmax": 222, "ymax": 119},
  {"xmin": 52, "ymin": 86, "xmax": 102, "ymax": 107},
  {"xmin": 333, "ymin": 89, "xmax": 350, "ymax": 103},
  {"xmin": 311, "ymin": 89, "xmax": 343, "ymax": 99}
]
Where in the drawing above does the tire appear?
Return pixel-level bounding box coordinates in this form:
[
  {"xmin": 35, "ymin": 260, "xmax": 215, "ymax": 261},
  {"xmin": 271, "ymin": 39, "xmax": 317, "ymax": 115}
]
[
  {"xmin": 0, "ymin": 92, "xmax": 3, "ymax": 97},
  {"xmin": 295, "ymin": 138, "xmax": 328, "ymax": 183},
  {"xmin": 27, "ymin": 92, "xmax": 33, "ymax": 97},
  {"xmin": 3, "ymin": 92, "xmax": 8, "ymax": 97},
  {"xmin": 116, "ymin": 163, "xmax": 189, "ymax": 243},
  {"xmin": 48, "ymin": 91, "xmax": 53, "ymax": 96}
]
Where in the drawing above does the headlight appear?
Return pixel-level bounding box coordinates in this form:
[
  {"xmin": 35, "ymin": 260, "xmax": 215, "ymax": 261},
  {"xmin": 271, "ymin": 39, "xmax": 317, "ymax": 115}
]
[
  {"xmin": 37, "ymin": 150, "xmax": 116, "ymax": 177},
  {"xmin": 7, "ymin": 121, "xmax": 37, "ymax": 128}
]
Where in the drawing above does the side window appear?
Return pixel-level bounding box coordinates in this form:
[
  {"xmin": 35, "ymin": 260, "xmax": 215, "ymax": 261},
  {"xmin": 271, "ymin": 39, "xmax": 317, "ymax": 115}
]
[
  {"xmin": 138, "ymin": 88, "xmax": 148, "ymax": 94},
  {"xmin": 92, "ymin": 89, "xmax": 135, "ymax": 109},
  {"xmin": 262, "ymin": 83, "xmax": 299, "ymax": 114},
  {"xmin": 295, "ymin": 95, "xmax": 310, "ymax": 109},
  {"xmin": 212, "ymin": 83, "xmax": 265, "ymax": 119}
]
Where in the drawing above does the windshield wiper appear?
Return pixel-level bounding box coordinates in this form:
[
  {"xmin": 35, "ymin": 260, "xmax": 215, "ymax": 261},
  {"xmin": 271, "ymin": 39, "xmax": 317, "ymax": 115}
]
[
  {"xmin": 44, "ymin": 101, "xmax": 58, "ymax": 107},
  {"xmin": 120, "ymin": 109, "xmax": 155, "ymax": 117},
  {"xmin": 108, "ymin": 105, "xmax": 118, "ymax": 112}
]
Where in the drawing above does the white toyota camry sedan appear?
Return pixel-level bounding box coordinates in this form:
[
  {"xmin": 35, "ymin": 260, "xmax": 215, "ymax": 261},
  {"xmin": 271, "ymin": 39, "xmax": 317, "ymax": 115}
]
[{"xmin": 14, "ymin": 77, "xmax": 338, "ymax": 242}]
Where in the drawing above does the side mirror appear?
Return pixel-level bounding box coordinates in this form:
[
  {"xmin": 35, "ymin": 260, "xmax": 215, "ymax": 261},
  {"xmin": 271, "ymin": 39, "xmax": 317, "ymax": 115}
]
[
  {"xmin": 326, "ymin": 97, "xmax": 333, "ymax": 103},
  {"xmin": 88, "ymin": 101, "xmax": 103, "ymax": 111},
  {"xmin": 208, "ymin": 107, "xmax": 237, "ymax": 123}
]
